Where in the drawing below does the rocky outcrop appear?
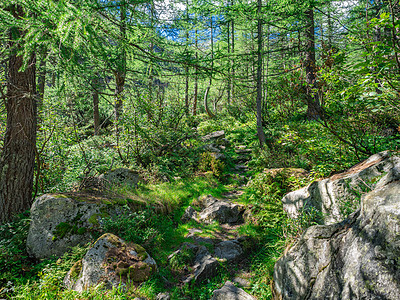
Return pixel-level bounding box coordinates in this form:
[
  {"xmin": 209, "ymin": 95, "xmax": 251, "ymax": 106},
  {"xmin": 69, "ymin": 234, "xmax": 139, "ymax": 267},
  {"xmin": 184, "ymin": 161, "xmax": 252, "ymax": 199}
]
[
  {"xmin": 274, "ymin": 181, "xmax": 400, "ymax": 299},
  {"xmin": 214, "ymin": 240, "xmax": 243, "ymax": 261},
  {"xmin": 99, "ymin": 168, "xmax": 139, "ymax": 189},
  {"xmin": 181, "ymin": 206, "xmax": 198, "ymax": 223},
  {"xmin": 27, "ymin": 193, "xmax": 119, "ymax": 259},
  {"xmin": 211, "ymin": 281, "xmax": 256, "ymax": 300},
  {"xmin": 64, "ymin": 233, "xmax": 156, "ymax": 292},
  {"xmin": 283, "ymin": 151, "xmax": 400, "ymax": 224},
  {"xmin": 202, "ymin": 130, "xmax": 225, "ymax": 142}
]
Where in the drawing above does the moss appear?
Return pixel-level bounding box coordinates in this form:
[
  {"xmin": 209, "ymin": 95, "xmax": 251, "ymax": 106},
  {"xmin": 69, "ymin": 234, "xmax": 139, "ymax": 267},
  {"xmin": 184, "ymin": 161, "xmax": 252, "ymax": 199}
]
[
  {"xmin": 70, "ymin": 260, "xmax": 83, "ymax": 278},
  {"xmin": 105, "ymin": 233, "xmax": 123, "ymax": 247},
  {"xmin": 50, "ymin": 194, "xmax": 70, "ymax": 199},
  {"xmin": 77, "ymin": 227, "xmax": 87, "ymax": 235},
  {"xmin": 132, "ymin": 244, "xmax": 148, "ymax": 260},
  {"xmin": 53, "ymin": 222, "xmax": 73, "ymax": 240}
]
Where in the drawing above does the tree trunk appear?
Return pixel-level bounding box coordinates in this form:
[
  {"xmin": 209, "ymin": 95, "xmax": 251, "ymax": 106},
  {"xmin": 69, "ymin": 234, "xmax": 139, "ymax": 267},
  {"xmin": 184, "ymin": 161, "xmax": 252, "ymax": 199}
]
[
  {"xmin": 305, "ymin": 8, "xmax": 323, "ymax": 120},
  {"xmin": 36, "ymin": 48, "xmax": 47, "ymax": 113},
  {"xmin": 114, "ymin": 1, "xmax": 126, "ymax": 125},
  {"xmin": 92, "ymin": 78, "xmax": 100, "ymax": 135},
  {"xmin": 0, "ymin": 7, "xmax": 37, "ymax": 223},
  {"xmin": 193, "ymin": 29, "xmax": 198, "ymax": 116},
  {"xmin": 256, "ymin": 0, "xmax": 267, "ymax": 147}
]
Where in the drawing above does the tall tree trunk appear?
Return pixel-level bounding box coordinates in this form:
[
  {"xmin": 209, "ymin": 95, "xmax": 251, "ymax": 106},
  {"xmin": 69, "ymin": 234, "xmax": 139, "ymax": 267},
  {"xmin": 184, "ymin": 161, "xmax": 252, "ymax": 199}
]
[
  {"xmin": 114, "ymin": 1, "xmax": 126, "ymax": 125},
  {"xmin": 193, "ymin": 29, "xmax": 198, "ymax": 116},
  {"xmin": 92, "ymin": 77, "xmax": 100, "ymax": 135},
  {"xmin": 256, "ymin": 0, "xmax": 266, "ymax": 147},
  {"xmin": 36, "ymin": 48, "xmax": 47, "ymax": 114},
  {"xmin": 204, "ymin": 16, "xmax": 215, "ymax": 118},
  {"xmin": 0, "ymin": 6, "xmax": 37, "ymax": 223},
  {"xmin": 227, "ymin": 11, "xmax": 231, "ymax": 105},
  {"xmin": 185, "ymin": 0, "xmax": 189, "ymax": 114},
  {"xmin": 305, "ymin": 8, "xmax": 323, "ymax": 120},
  {"xmin": 231, "ymin": 1, "xmax": 235, "ymax": 103}
]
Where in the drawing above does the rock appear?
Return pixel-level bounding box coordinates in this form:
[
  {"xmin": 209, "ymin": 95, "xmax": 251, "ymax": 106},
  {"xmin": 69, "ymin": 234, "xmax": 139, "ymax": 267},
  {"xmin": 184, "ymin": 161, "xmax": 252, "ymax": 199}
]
[
  {"xmin": 168, "ymin": 242, "xmax": 199, "ymax": 264},
  {"xmin": 232, "ymin": 277, "xmax": 251, "ymax": 288},
  {"xmin": 204, "ymin": 144, "xmax": 221, "ymax": 153},
  {"xmin": 181, "ymin": 206, "xmax": 198, "ymax": 223},
  {"xmin": 199, "ymin": 201, "xmax": 245, "ymax": 225},
  {"xmin": 274, "ymin": 181, "xmax": 400, "ymax": 300},
  {"xmin": 283, "ymin": 151, "xmax": 400, "ymax": 224},
  {"xmin": 214, "ymin": 240, "xmax": 243, "ymax": 261},
  {"xmin": 99, "ymin": 168, "xmax": 139, "ymax": 188},
  {"xmin": 64, "ymin": 233, "xmax": 156, "ymax": 292},
  {"xmin": 195, "ymin": 195, "xmax": 219, "ymax": 208},
  {"xmin": 202, "ymin": 130, "xmax": 225, "ymax": 142},
  {"xmin": 212, "ymin": 281, "xmax": 256, "ymax": 300},
  {"xmin": 27, "ymin": 193, "xmax": 117, "ymax": 259},
  {"xmin": 156, "ymin": 293, "xmax": 170, "ymax": 300},
  {"xmin": 235, "ymin": 146, "xmax": 252, "ymax": 154},
  {"xmin": 191, "ymin": 246, "xmax": 219, "ymax": 284}
]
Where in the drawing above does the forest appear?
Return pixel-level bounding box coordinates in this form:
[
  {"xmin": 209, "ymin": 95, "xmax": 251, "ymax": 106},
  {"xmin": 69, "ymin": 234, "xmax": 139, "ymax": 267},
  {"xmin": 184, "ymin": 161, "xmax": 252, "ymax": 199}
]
[{"xmin": 0, "ymin": 0, "xmax": 399, "ymax": 299}]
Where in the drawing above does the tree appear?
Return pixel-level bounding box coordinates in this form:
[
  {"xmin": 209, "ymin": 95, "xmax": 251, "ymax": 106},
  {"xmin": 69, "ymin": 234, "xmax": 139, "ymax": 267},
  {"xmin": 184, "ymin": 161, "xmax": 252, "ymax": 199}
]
[
  {"xmin": 256, "ymin": 0, "xmax": 267, "ymax": 146},
  {"xmin": 0, "ymin": 4, "xmax": 37, "ymax": 223},
  {"xmin": 305, "ymin": 5, "xmax": 323, "ymax": 120}
]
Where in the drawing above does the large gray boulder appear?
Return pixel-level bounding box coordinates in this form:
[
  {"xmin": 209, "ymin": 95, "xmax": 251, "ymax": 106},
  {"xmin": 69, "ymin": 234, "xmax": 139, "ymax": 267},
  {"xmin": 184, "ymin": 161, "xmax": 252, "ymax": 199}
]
[
  {"xmin": 211, "ymin": 281, "xmax": 256, "ymax": 300},
  {"xmin": 27, "ymin": 193, "xmax": 117, "ymax": 259},
  {"xmin": 283, "ymin": 151, "xmax": 400, "ymax": 224},
  {"xmin": 199, "ymin": 201, "xmax": 245, "ymax": 225},
  {"xmin": 274, "ymin": 181, "xmax": 400, "ymax": 299},
  {"xmin": 64, "ymin": 233, "xmax": 156, "ymax": 292},
  {"xmin": 99, "ymin": 168, "xmax": 139, "ymax": 188}
]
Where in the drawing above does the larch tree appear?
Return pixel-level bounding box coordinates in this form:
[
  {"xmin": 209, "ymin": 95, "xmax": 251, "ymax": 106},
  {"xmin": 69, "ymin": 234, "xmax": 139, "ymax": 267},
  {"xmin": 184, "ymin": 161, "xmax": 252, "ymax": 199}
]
[{"xmin": 0, "ymin": 4, "xmax": 37, "ymax": 223}]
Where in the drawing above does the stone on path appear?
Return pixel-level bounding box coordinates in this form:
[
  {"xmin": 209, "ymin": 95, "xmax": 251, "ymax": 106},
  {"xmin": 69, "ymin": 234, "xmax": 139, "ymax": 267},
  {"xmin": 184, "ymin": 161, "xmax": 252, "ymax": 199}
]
[
  {"xmin": 214, "ymin": 240, "xmax": 243, "ymax": 261},
  {"xmin": 202, "ymin": 131, "xmax": 225, "ymax": 142},
  {"xmin": 211, "ymin": 281, "xmax": 256, "ymax": 300},
  {"xmin": 199, "ymin": 201, "xmax": 245, "ymax": 225}
]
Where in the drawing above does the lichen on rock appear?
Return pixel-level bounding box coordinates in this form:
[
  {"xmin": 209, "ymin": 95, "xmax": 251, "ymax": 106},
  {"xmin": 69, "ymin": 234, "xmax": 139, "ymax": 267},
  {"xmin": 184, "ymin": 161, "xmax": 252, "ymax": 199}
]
[{"xmin": 64, "ymin": 233, "xmax": 157, "ymax": 292}]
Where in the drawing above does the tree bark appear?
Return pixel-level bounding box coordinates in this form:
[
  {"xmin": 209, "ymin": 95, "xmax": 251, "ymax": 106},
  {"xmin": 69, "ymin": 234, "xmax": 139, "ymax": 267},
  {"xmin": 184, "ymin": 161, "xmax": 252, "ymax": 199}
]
[
  {"xmin": 193, "ymin": 30, "xmax": 198, "ymax": 116},
  {"xmin": 92, "ymin": 78, "xmax": 100, "ymax": 135},
  {"xmin": 305, "ymin": 8, "xmax": 323, "ymax": 120},
  {"xmin": 256, "ymin": 0, "xmax": 267, "ymax": 147},
  {"xmin": 0, "ymin": 6, "xmax": 37, "ymax": 223}
]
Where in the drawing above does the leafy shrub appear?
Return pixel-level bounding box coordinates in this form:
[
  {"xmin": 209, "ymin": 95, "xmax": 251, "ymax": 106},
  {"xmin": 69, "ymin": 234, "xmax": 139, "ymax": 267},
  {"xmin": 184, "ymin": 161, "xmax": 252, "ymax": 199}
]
[
  {"xmin": 199, "ymin": 152, "xmax": 225, "ymax": 178},
  {"xmin": 100, "ymin": 207, "xmax": 164, "ymax": 250}
]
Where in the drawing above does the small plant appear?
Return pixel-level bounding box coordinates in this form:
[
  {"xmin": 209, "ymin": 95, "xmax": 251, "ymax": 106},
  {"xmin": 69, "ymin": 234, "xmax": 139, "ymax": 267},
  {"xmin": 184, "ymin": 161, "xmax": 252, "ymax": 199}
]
[
  {"xmin": 199, "ymin": 152, "xmax": 225, "ymax": 178},
  {"xmin": 169, "ymin": 246, "xmax": 196, "ymax": 271},
  {"xmin": 100, "ymin": 207, "xmax": 163, "ymax": 250}
]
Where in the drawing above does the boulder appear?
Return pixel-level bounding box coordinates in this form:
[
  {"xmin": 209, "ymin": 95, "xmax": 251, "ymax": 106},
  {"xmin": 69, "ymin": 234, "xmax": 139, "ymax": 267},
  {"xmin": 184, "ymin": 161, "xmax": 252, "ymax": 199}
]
[
  {"xmin": 27, "ymin": 193, "xmax": 117, "ymax": 259},
  {"xmin": 156, "ymin": 293, "xmax": 170, "ymax": 300},
  {"xmin": 283, "ymin": 151, "xmax": 400, "ymax": 224},
  {"xmin": 199, "ymin": 201, "xmax": 245, "ymax": 225},
  {"xmin": 202, "ymin": 130, "xmax": 225, "ymax": 142},
  {"xmin": 214, "ymin": 240, "xmax": 243, "ymax": 261},
  {"xmin": 64, "ymin": 233, "xmax": 156, "ymax": 292},
  {"xmin": 181, "ymin": 206, "xmax": 198, "ymax": 223},
  {"xmin": 191, "ymin": 246, "xmax": 219, "ymax": 284},
  {"xmin": 274, "ymin": 181, "xmax": 400, "ymax": 299},
  {"xmin": 195, "ymin": 195, "xmax": 219, "ymax": 208},
  {"xmin": 99, "ymin": 168, "xmax": 139, "ymax": 189},
  {"xmin": 211, "ymin": 281, "xmax": 256, "ymax": 300}
]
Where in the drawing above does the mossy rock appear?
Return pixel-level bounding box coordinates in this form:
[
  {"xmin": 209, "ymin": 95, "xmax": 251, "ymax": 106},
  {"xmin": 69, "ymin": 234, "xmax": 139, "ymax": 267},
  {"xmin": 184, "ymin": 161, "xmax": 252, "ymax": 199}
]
[{"xmin": 64, "ymin": 233, "xmax": 157, "ymax": 292}]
